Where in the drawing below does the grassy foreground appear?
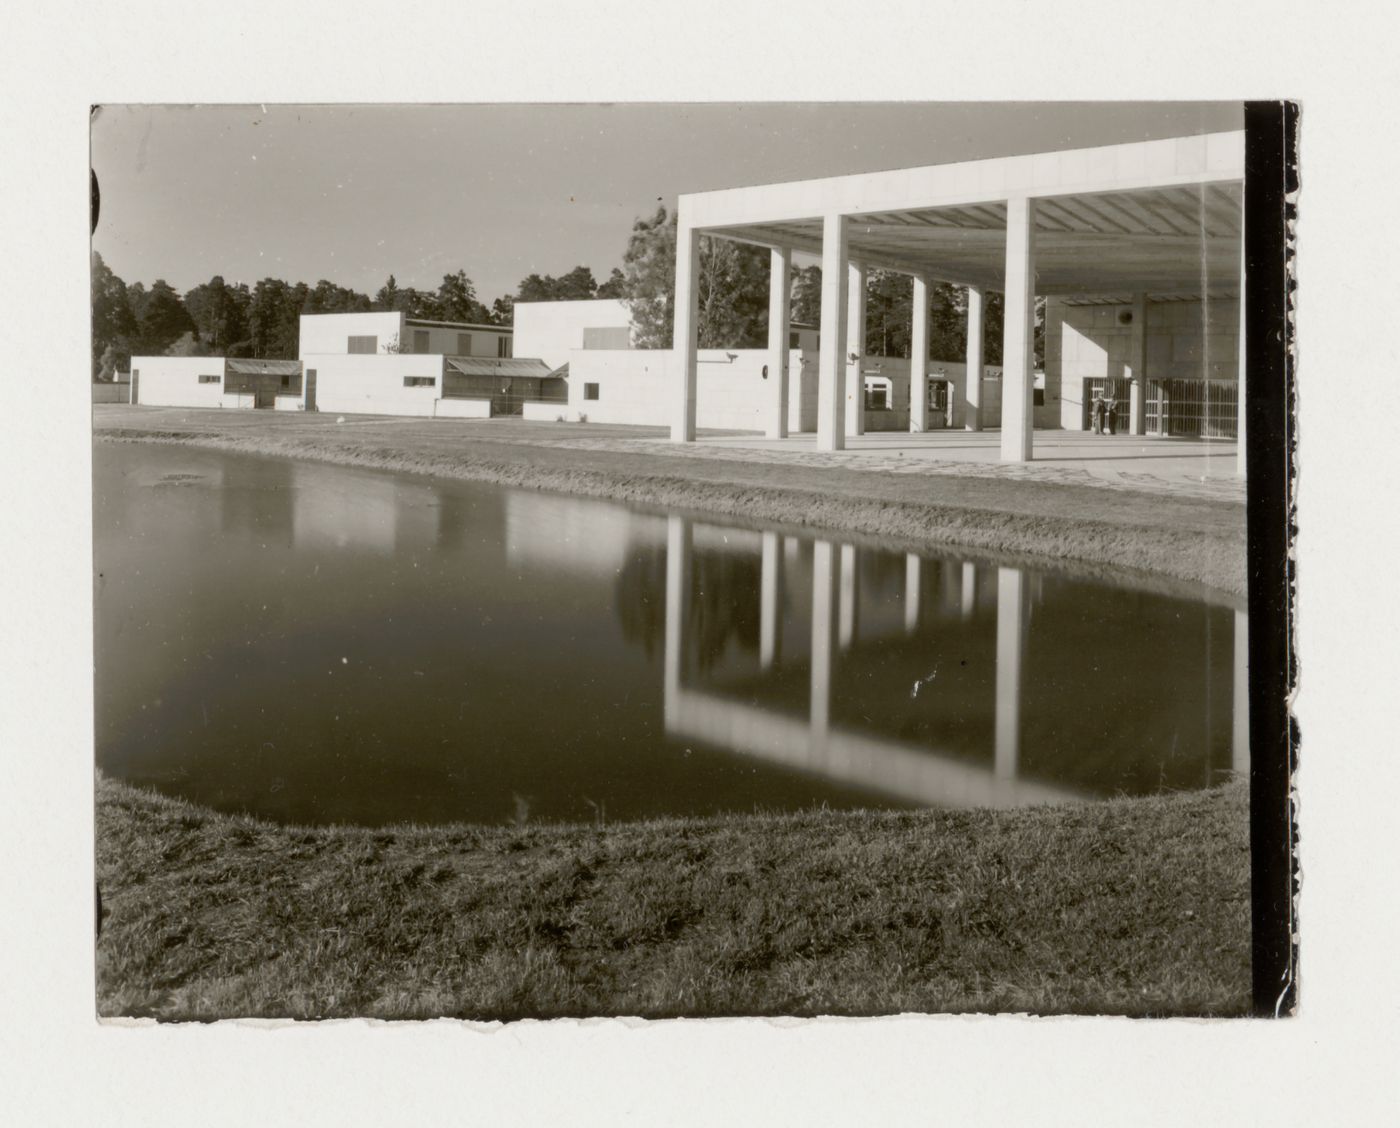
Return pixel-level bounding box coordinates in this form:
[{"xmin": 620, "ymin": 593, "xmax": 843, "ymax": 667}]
[{"xmin": 96, "ymin": 775, "xmax": 1250, "ymax": 1020}]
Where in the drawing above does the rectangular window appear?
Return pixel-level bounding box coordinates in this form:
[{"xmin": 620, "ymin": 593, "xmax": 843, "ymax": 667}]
[
  {"xmin": 497, "ymin": 336, "xmax": 511, "ymax": 358},
  {"xmin": 788, "ymin": 331, "xmax": 800, "ymax": 348},
  {"xmin": 197, "ymin": 374, "xmax": 220, "ymax": 384},
  {"xmin": 456, "ymin": 333, "xmax": 472, "ymax": 356},
  {"xmin": 413, "ymin": 329, "xmax": 431, "ymax": 354},
  {"xmin": 403, "ymin": 376, "xmax": 436, "ymax": 388},
  {"xmin": 280, "ymin": 374, "xmax": 293, "ymax": 389},
  {"xmin": 583, "ymin": 383, "xmax": 600, "ymax": 401},
  {"xmin": 1033, "ymin": 388, "xmax": 1045, "ymax": 406},
  {"xmin": 348, "ymin": 335, "xmax": 377, "ymax": 354}
]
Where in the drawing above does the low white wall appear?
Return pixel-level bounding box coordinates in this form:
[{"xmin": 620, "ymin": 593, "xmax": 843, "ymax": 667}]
[
  {"xmin": 274, "ymin": 396, "xmax": 303, "ymax": 412},
  {"xmin": 513, "ymin": 299, "xmax": 632, "ymax": 369},
  {"xmin": 433, "ymin": 397, "xmax": 492, "ymax": 419},
  {"xmin": 132, "ymin": 357, "xmax": 231, "ymax": 408},
  {"xmin": 566, "ymin": 348, "xmax": 805, "ymax": 431},
  {"xmin": 304, "ymin": 353, "xmax": 445, "ymax": 417},
  {"xmin": 522, "ymin": 401, "xmax": 570, "ymax": 422}
]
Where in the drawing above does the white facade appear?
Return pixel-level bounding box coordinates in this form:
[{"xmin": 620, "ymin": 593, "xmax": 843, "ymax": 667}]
[
  {"xmin": 297, "ymin": 312, "xmax": 512, "ymax": 359},
  {"xmin": 130, "ymin": 357, "xmax": 306, "ymax": 411},
  {"xmin": 512, "ymin": 299, "xmax": 633, "ymax": 369},
  {"xmin": 301, "ymin": 353, "xmax": 450, "ymax": 417}
]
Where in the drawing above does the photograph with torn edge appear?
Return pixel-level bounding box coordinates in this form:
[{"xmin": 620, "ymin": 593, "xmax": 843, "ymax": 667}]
[{"xmin": 90, "ymin": 101, "xmax": 1295, "ymax": 1021}]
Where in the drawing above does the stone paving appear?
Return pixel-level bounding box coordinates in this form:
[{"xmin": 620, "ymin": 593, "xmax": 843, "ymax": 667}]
[{"xmin": 495, "ymin": 429, "xmax": 1246, "ymax": 504}]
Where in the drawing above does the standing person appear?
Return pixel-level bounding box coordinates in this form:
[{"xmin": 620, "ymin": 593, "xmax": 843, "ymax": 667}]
[
  {"xmin": 1091, "ymin": 391, "xmax": 1105, "ymax": 434},
  {"xmin": 1105, "ymin": 391, "xmax": 1118, "ymax": 435}
]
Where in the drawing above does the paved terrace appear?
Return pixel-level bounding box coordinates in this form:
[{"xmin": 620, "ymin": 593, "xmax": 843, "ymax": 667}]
[
  {"xmin": 515, "ymin": 427, "xmax": 1245, "ymax": 503},
  {"xmin": 94, "ymin": 407, "xmax": 1241, "ymax": 504}
]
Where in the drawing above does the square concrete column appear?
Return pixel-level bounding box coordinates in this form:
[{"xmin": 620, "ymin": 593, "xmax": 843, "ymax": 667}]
[
  {"xmin": 845, "ymin": 261, "xmax": 866, "ymax": 437},
  {"xmin": 1128, "ymin": 292, "xmax": 1148, "ymax": 436},
  {"xmin": 816, "ymin": 214, "xmax": 850, "ymax": 451},
  {"xmin": 766, "ymin": 247, "xmax": 791, "ymax": 439},
  {"xmin": 1237, "ymin": 233, "xmax": 1247, "ymax": 477},
  {"xmin": 670, "ymin": 221, "xmax": 701, "ymax": 442},
  {"xmin": 1000, "ymin": 198, "xmax": 1036, "ymax": 462},
  {"xmin": 909, "ymin": 274, "xmax": 930, "ymax": 432},
  {"xmin": 965, "ymin": 285, "xmax": 984, "ymax": 431}
]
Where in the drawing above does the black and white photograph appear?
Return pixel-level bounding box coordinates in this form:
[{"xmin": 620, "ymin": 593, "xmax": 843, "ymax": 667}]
[
  {"xmin": 17, "ymin": 2, "xmax": 1400, "ymax": 1122},
  {"xmin": 88, "ymin": 100, "xmax": 1289, "ymax": 1021}
]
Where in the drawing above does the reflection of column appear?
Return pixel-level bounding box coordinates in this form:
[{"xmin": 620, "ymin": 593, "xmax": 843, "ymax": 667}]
[
  {"xmin": 760, "ymin": 531, "xmax": 783, "ymax": 670},
  {"xmin": 664, "ymin": 516, "xmax": 692, "ymax": 722},
  {"xmin": 838, "ymin": 543, "xmax": 858, "ymax": 651},
  {"xmin": 995, "ymin": 566, "xmax": 1027, "ymax": 779},
  {"xmin": 1233, "ymin": 609, "xmax": 1250, "ymax": 774},
  {"xmin": 904, "ymin": 554, "xmax": 921, "ymax": 634},
  {"xmin": 811, "ymin": 540, "xmax": 838, "ymax": 741},
  {"xmin": 961, "ymin": 562, "xmax": 977, "ymax": 621}
]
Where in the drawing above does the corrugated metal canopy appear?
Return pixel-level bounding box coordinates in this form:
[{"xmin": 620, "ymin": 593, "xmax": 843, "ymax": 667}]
[
  {"xmin": 445, "ymin": 357, "xmax": 552, "ymax": 378},
  {"xmin": 545, "ymin": 362, "xmax": 569, "ymax": 379},
  {"xmin": 225, "ymin": 358, "xmax": 303, "ymax": 376}
]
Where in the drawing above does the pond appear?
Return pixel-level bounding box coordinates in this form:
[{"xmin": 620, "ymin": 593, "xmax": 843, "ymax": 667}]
[{"xmin": 93, "ymin": 442, "xmax": 1246, "ymax": 827}]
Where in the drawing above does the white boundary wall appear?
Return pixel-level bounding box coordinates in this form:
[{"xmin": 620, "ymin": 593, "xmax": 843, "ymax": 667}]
[
  {"xmin": 130, "ymin": 357, "xmax": 253, "ymax": 410},
  {"xmin": 565, "ymin": 348, "xmax": 806, "ymax": 431},
  {"xmin": 304, "ymin": 353, "xmax": 444, "ymax": 417}
]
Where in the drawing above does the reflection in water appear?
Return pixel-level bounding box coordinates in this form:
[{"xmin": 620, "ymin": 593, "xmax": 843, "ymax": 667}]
[
  {"xmin": 658, "ymin": 516, "xmax": 1246, "ymax": 810},
  {"xmin": 97, "ymin": 442, "xmax": 1246, "ymax": 826}
]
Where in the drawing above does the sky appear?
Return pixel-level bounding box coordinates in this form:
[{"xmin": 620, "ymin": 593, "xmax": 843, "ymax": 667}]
[{"xmin": 90, "ymin": 102, "xmax": 1242, "ymax": 307}]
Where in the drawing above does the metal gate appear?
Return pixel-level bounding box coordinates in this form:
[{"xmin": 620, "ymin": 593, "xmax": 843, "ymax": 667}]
[{"xmin": 1147, "ymin": 379, "xmax": 1239, "ymax": 439}]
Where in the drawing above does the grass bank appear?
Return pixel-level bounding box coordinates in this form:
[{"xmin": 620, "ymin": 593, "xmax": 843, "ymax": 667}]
[
  {"xmin": 96, "ymin": 775, "xmax": 1250, "ymax": 1020},
  {"xmin": 93, "ymin": 407, "xmax": 1246, "ymax": 596}
]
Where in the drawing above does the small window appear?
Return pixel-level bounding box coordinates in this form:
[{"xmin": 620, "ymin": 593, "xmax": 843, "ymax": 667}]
[
  {"xmin": 498, "ymin": 336, "xmax": 511, "ymax": 358},
  {"xmin": 1033, "ymin": 389, "xmax": 1046, "ymax": 406},
  {"xmin": 584, "ymin": 383, "xmax": 600, "ymax": 401},
  {"xmin": 413, "ymin": 329, "xmax": 431, "ymax": 354},
  {"xmin": 457, "ymin": 333, "xmax": 472, "ymax": 356},
  {"xmin": 281, "ymin": 374, "xmax": 293, "ymax": 389},
  {"xmin": 403, "ymin": 376, "xmax": 436, "ymax": 388},
  {"xmin": 788, "ymin": 331, "xmax": 800, "ymax": 348},
  {"xmin": 197, "ymin": 374, "xmax": 220, "ymax": 384},
  {"xmin": 348, "ymin": 335, "xmax": 377, "ymax": 354}
]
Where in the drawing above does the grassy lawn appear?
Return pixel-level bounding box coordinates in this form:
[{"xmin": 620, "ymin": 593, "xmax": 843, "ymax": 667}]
[{"xmin": 96, "ymin": 775, "xmax": 1250, "ymax": 1021}]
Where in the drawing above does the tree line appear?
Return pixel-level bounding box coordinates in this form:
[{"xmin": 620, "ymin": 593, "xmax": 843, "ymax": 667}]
[
  {"xmin": 90, "ymin": 256, "xmax": 630, "ymax": 380},
  {"xmin": 94, "ymin": 207, "xmax": 1042, "ymax": 379}
]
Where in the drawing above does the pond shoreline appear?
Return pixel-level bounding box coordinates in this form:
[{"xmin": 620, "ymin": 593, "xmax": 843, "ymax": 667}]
[
  {"xmin": 96, "ymin": 773, "xmax": 1251, "ymax": 1020},
  {"xmin": 94, "ymin": 411, "xmax": 1246, "ymax": 597}
]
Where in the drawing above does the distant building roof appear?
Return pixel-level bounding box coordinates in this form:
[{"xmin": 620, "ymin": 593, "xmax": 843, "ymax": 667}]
[
  {"xmin": 405, "ymin": 317, "xmax": 512, "ymax": 333},
  {"xmin": 445, "ymin": 356, "xmax": 553, "ymax": 378},
  {"xmin": 226, "ymin": 358, "xmax": 302, "ymax": 376}
]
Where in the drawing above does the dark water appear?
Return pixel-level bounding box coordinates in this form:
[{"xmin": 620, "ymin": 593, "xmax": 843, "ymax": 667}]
[{"xmin": 94, "ymin": 442, "xmax": 1246, "ymax": 827}]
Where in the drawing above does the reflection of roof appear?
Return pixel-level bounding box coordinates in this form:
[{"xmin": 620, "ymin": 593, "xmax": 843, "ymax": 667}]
[
  {"xmin": 445, "ymin": 356, "xmax": 553, "ymax": 378},
  {"xmin": 226, "ymin": 358, "xmax": 303, "ymax": 376}
]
